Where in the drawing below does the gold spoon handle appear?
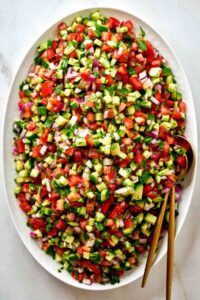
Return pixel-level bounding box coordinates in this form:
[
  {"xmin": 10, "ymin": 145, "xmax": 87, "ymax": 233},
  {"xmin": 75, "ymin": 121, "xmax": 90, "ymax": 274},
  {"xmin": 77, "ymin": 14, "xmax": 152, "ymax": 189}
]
[
  {"xmin": 141, "ymin": 192, "xmax": 169, "ymax": 288},
  {"xmin": 166, "ymin": 186, "xmax": 175, "ymax": 300}
]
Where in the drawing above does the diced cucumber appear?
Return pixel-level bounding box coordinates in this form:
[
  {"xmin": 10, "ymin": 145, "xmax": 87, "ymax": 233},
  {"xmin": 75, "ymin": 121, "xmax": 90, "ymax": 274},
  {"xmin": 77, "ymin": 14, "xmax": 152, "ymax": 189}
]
[{"xmin": 145, "ymin": 213, "xmax": 157, "ymax": 225}]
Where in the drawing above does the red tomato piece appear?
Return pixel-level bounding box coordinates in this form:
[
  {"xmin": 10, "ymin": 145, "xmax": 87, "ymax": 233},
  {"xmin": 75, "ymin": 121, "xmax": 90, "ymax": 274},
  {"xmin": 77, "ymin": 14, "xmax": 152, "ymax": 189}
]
[
  {"xmin": 88, "ymin": 28, "xmax": 95, "ymax": 38},
  {"xmin": 129, "ymin": 76, "xmax": 143, "ymax": 90},
  {"xmin": 40, "ymin": 128, "xmax": 49, "ymax": 144},
  {"xmin": 68, "ymin": 175, "xmax": 83, "ymax": 187},
  {"xmin": 106, "ymin": 17, "xmax": 120, "ymax": 29},
  {"xmin": 124, "ymin": 219, "xmax": 132, "ymax": 228},
  {"xmin": 176, "ymin": 155, "xmax": 187, "ymax": 168},
  {"xmin": 15, "ymin": 139, "xmax": 25, "ymax": 153},
  {"xmin": 74, "ymin": 150, "xmax": 82, "ymax": 163},
  {"xmin": 28, "ymin": 218, "xmax": 46, "ymax": 230},
  {"xmin": 86, "ymin": 111, "xmax": 95, "ymax": 123},
  {"xmin": 124, "ymin": 20, "xmax": 134, "ymax": 31},
  {"xmin": 41, "ymin": 81, "xmax": 54, "ymax": 97},
  {"xmin": 124, "ymin": 117, "xmax": 134, "ymax": 129},
  {"xmin": 101, "ymin": 31, "xmax": 112, "ymax": 41}
]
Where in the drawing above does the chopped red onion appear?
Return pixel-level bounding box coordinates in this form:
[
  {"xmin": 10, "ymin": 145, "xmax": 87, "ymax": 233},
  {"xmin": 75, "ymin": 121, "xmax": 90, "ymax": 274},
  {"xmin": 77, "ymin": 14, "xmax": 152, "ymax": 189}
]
[
  {"xmin": 30, "ymin": 232, "xmax": 37, "ymax": 237},
  {"xmin": 139, "ymin": 71, "xmax": 147, "ymax": 80},
  {"xmin": 83, "ymin": 279, "xmax": 92, "ymax": 285},
  {"xmin": 154, "ymin": 84, "xmax": 162, "ymax": 93},
  {"xmin": 151, "ymin": 130, "xmax": 159, "ymax": 139},
  {"xmin": 92, "ymin": 83, "xmax": 96, "ymax": 91},
  {"xmin": 150, "ymin": 96, "xmax": 160, "ymax": 105},
  {"xmin": 162, "ymin": 187, "xmax": 170, "ymax": 193},
  {"xmin": 175, "ymin": 184, "xmax": 182, "ymax": 193},
  {"xmin": 45, "ymin": 178, "xmax": 51, "ymax": 192},
  {"xmin": 175, "ymin": 193, "xmax": 182, "ymax": 202},
  {"xmin": 93, "ymin": 59, "xmax": 99, "ymax": 67},
  {"xmin": 20, "ymin": 129, "xmax": 27, "ymax": 138},
  {"xmin": 139, "ymin": 238, "xmax": 148, "ymax": 244},
  {"xmin": 40, "ymin": 145, "xmax": 48, "ymax": 155},
  {"xmin": 36, "ymin": 238, "xmax": 43, "ymax": 249}
]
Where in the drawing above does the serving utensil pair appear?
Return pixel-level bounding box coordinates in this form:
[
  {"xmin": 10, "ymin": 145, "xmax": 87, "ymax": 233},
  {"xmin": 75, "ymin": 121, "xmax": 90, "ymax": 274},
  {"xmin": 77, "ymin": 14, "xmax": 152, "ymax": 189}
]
[{"xmin": 141, "ymin": 136, "xmax": 194, "ymax": 300}]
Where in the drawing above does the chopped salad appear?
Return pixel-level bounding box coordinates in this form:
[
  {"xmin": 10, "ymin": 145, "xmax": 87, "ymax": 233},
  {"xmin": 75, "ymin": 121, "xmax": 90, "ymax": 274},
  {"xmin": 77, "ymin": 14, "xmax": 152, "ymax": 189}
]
[{"xmin": 13, "ymin": 11, "xmax": 187, "ymax": 285}]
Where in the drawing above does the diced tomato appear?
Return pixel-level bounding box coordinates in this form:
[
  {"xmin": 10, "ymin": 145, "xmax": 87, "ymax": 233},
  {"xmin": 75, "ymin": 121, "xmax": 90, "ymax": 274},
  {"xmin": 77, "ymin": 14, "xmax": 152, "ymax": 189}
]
[
  {"xmin": 55, "ymin": 219, "xmax": 66, "ymax": 230},
  {"xmin": 161, "ymin": 106, "xmax": 170, "ymax": 115},
  {"xmin": 135, "ymin": 110, "xmax": 147, "ymax": 119},
  {"xmin": 31, "ymin": 145, "xmax": 41, "ymax": 158},
  {"xmin": 88, "ymin": 28, "xmax": 95, "ymax": 38},
  {"xmin": 176, "ymin": 155, "xmax": 187, "ymax": 168},
  {"xmin": 145, "ymin": 41, "xmax": 155, "ymax": 62},
  {"xmin": 129, "ymin": 76, "xmax": 143, "ymax": 90},
  {"xmin": 31, "ymin": 91, "xmax": 39, "ymax": 99},
  {"xmin": 109, "ymin": 204, "xmax": 124, "ymax": 219},
  {"xmin": 101, "ymin": 43, "xmax": 112, "ymax": 53},
  {"xmin": 74, "ymin": 150, "xmax": 82, "ymax": 163},
  {"xmin": 136, "ymin": 53, "xmax": 145, "ymax": 63},
  {"xmin": 86, "ymin": 111, "xmax": 95, "ymax": 123},
  {"xmin": 101, "ymin": 195, "xmax": 114, "ymax": 214},
  {"xmin": 15, "ymin": 139, "xmax": 25, "ymax": 153},
  {"xmin": 68, "ymin": 175, "xmax": 83, "ymax": 187},
  {"xmin": 20, "ymin": 202, "xmax": 32, "ymax": 213},
  {"xmin": 101, "ymin": 31, "xmax": 112, "ymax": 41},
  {"xmin": 48, "ymin": 144, "xmax": 57, "ymax": 153},
  {"xmin": 40, "ymin": 128, "xmax": 49, "ymax": 144},
  {"xmin": 49, "ymin": 191, "xmax": 59, "ymax": 202},
  {"xmin": 69, "ymin": 50, "xmax": 77, "ymax": 59},
  {"xmin": 88, "ymin": 149, "xmax": 100, "ymax": 159},
  {"xmin": 108, "ymin": 183, "xmax": 117, "ymax": 191},
  {"xmin": 80, "ymin": 219, "xmax": 88, "ymax": 230},
  {"xmin": 165, "ymin": 100, "xmax": 174, "ymax": 107},
  {"xmin": 75, "ymin": 24, "xmax": 85, "ymax": 33},
  {"xmin": 47, "ymin": 97, "xmax": 63, "ymax": 112},
  {"xmin": 179, "ymin": 102, "xmax": 186, "ymax": 113},
  {"xmin": 88, "ymin": 123, "xmax": 99, "ymax": 131},
  {"xmin": 58, "ymin": 22, "xmax": 67, "ymax": 31},
  {"xmin": 136, "ymin": 245, "xmax": 146, "ymax": 253},
  {"xmin": 18, "ymin": 90, "xmax": 26, "ymax": 99},
  {"xmin": 105, "ymin": 75, "xmax": 114, "ymax": 86},
  {"xmin": 41, "ymin": 186, "xmax": 48, "ymax": 198},
  {"xmin": 54, "ymin": 246, "xmax": 66, "ymax": 256},
  {"xmin": 82, "ymin": 261, "xmax": 100, "ymax": 275},
  {"xmin": 124, "ymin": 219, "xmax": 133, "ymax": 228},
  {"xmin": 115, "ymin": 33, "xmax": 123, "ymax": 41},
  {"xmin": 42, "ymin": 48, "xmax": 55, "ymax": 60},
  {"xmin": 124, "ymin": 20, "xmax": 134, "ymax": 31},
  {"xmin": 162, "ymin": 178, "xmax": 174, "ymax": 189},
  {"xmin": 134, "ymin": 152, "xmax": 143, "ymax": 165},
  {"xmin": 162, "ymin": 141, "xmax": 170, "ymax": 157},
  {"xmin": 41, "ymin": 81, "xmax": 54, "ymax": 97},
  {"xmin": 119, "ymin": 102, "xmax": 126, "ymax": 112},
  {"xmin": 48, "ymin": 228, "xmax": 58, "ymax": 237},
  {"xmin": 28, "ymin": 218, "xmax": 46, "ymax": 230},
  {"xmin": 120, "ymin": 156, "xmax": 131, "ymax": 168},
  {"xmin": 65, "ymin": 147, "xmax": 75, "ymax": 156},
  {"xmin": 85, "ymin": 135, "xmax": 95, "ymax": 147},
  {"xmin": 117, "ymin": 65, "xmax": 128, "ymax": 76},
  {"xmin": 106, "ymin": 17, "xmax": 120, "ymax": 29},
  {"xmin": 171, "ymin": 110, "xmax": 182, "ymax": 120},
  {"xmin": 124, "ymin": 117, "xmax": 134, "ymax": 129},
  {"xmin": 119, "ymin": 49, "xmax": 129, "ymax": 63},
  {"xmin": 143, "ymin": 184, "xmax": 153, "ymax": 195},
  {"xmin": 27, "ymin": 122, "xmax": 37, "ymax": 132},
  {"xmin": 151, "ymin": 59, "xmax": 162, "ymax": 67},
  {"xmin": 95, "ymin": 78, "xmax": 102, "ymax": 91}
]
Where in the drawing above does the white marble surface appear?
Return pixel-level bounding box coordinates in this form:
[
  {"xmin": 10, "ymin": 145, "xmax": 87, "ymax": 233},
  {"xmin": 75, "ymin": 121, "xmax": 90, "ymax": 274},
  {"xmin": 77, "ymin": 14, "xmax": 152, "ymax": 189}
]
[{"xmin": 0, "ymin": 0, "xmax": 200, "ymax": 299}]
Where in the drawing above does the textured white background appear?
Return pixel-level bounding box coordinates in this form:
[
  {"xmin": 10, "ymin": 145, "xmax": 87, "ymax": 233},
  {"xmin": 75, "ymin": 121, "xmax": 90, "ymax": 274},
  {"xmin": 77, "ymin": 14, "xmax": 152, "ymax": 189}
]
[{"xmin": 0, "ymin": 1, "xmax": 200, "ymax": 299}]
